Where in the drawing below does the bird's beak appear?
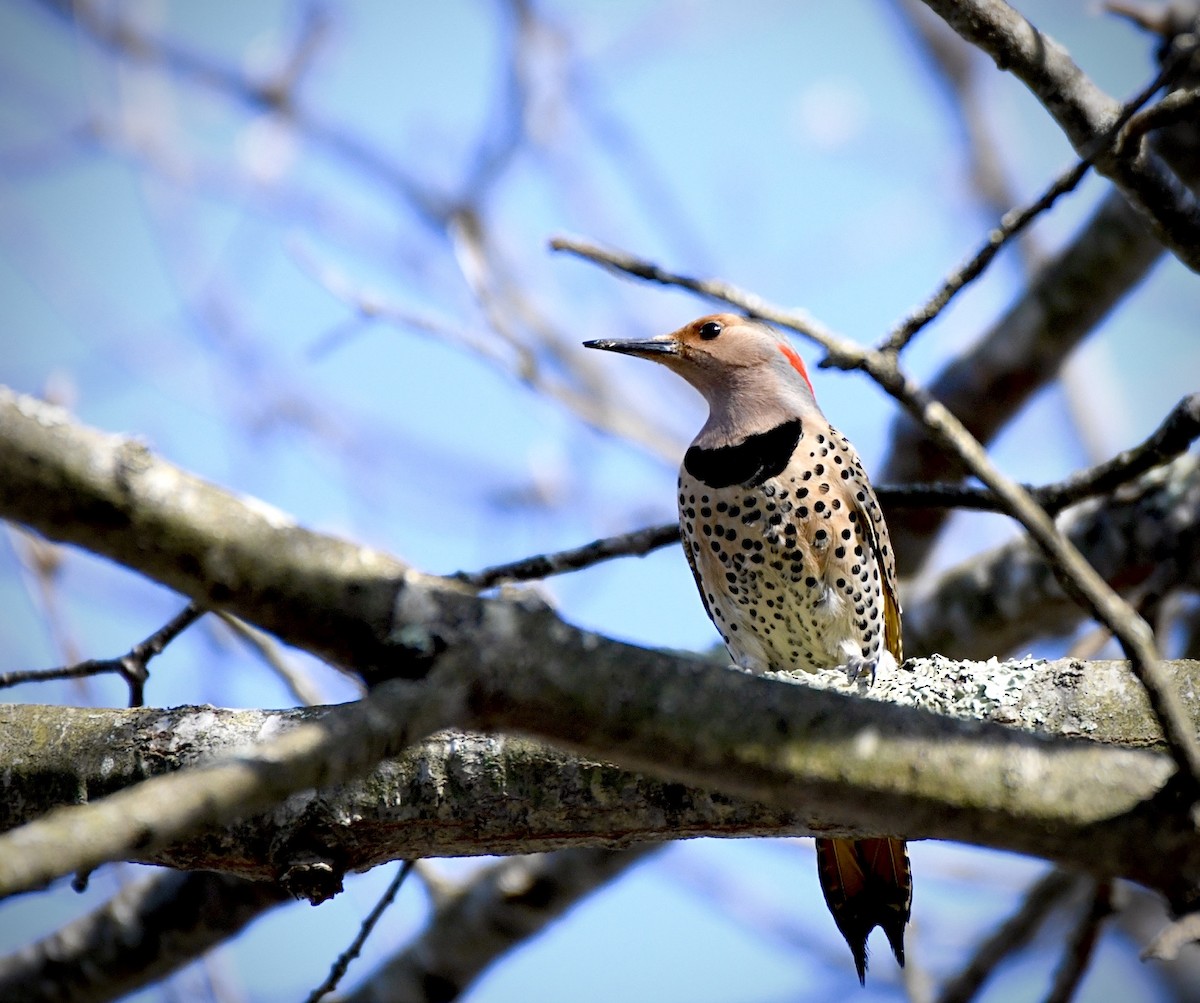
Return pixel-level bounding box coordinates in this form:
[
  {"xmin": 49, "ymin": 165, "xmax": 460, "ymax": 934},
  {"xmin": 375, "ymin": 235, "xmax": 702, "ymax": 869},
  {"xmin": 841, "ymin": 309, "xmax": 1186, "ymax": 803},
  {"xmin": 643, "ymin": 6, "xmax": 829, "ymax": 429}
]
[{"xmin": 583, "ymin": 335, "xmax": 680, "ymax": 358}]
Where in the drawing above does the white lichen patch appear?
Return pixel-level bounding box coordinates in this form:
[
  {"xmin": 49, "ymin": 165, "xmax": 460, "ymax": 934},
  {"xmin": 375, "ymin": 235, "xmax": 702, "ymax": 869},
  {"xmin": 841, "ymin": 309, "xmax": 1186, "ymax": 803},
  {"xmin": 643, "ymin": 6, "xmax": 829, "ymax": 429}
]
[
  {"xmin": 773, "ymin": 653, "xmax": 1046, "ymax": 725},
  {"xmin": 167, "ymin": 708, "xmax": 220, "ymax": 750}
]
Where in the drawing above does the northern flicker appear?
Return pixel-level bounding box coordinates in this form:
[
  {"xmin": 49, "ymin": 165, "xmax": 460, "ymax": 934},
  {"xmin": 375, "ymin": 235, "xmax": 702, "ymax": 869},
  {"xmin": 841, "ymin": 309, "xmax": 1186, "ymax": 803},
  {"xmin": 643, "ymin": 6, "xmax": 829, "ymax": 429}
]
[{"xmin": 585, "ymin": 313, "xmax": 911, "ymax": 982}]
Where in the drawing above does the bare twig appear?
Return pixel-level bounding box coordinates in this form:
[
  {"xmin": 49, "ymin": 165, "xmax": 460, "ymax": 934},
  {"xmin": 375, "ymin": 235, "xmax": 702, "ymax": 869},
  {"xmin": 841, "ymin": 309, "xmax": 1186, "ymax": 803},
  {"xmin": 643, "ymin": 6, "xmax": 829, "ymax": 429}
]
[
  {"xmin": 455, "ymin": 391, "xmax": 1200, "ymax": 586},
  {"xmin": 1044, "ymin": 880, "xmax": 1114, "ymax": 1003},
  {"xmin": 44, "ymin": 0, "xmax": 445, "ymax": 220},
  {"xmin": 305, "ymin": 860, "xmax": 414, "ymax": 1003},
  {"xmin": 453, "ymin": 521, "xmax": 679, "ymax": 588},
  {"xmin": 876, "ymin": 160, "xmax": 1085, "ymax": 356},
  {"xmin": 878, "ymin": 51, "xmax": 1185, "ymax": 355},
  {"xmin": 448, "ymin": 210, "xmax": 682, "ymax": 463},
  {"xmin": 1123, "ymin": 87, "xmax": 1200, "ymax": 144},
  {"xmin": 258, "ymin": 3, "xmax": 331, "ymax": 110},
  {"xmin": 0, "ymin": 601, "xmax": 204, "ymax": 706},
  {"xmin": 919, "ymin": 0, "xmax": 1200, "ymax": 273},
  {"xmin": 550, "ymin": 238, "xmax": 1200, "ymax": 786},
  {"xmin": 215, "ymin": 612, "xmax": 332, "ymax": 707},
  {"xmin": 905, "ymin": 454, "xmax": 1200, "ymax": 661},
  {"xmin": 891, "ymin": 0, "xmax": 1031, "ymax": 233},
  {"xmin": 936, "ymin": 870, "xmax": 1081, "ymax": 1003},
  {"xmin": 343, "ymin": 848, "xmax": 653, "ymax": 1003}
]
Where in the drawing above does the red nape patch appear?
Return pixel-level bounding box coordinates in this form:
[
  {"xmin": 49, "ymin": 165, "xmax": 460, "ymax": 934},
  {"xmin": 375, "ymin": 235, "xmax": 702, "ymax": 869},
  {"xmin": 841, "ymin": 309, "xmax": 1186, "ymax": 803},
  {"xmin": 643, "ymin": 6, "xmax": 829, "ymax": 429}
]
[{"xmin": 778, "ymin": 343, "xmax": 815, "ymax": 397}]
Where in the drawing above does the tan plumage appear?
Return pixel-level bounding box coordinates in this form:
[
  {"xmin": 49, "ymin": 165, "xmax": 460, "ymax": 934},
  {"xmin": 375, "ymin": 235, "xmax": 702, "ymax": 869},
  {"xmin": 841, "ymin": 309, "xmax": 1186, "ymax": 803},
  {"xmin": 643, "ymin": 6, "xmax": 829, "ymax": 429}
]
[{"xmin": 586, "ymin": 314, "xmax": 911, "ymax": 983}]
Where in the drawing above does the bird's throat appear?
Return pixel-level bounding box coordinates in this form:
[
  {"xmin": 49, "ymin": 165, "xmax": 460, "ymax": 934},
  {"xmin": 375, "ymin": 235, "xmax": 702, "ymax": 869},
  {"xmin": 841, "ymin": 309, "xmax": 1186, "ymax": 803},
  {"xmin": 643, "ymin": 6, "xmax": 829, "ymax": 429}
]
[{"xmin": 683, "ymin": 419, "xmax": 803, "ymax": 489}]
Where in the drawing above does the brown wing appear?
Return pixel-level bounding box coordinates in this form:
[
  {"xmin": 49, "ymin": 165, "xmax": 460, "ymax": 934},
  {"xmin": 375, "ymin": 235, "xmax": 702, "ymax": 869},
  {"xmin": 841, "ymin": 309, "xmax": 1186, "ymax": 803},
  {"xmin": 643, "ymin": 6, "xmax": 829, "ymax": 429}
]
[
  {"xmin": 857, "ymin": 486, "xmax": 902, "ymax": 663},
  {"xmin": 831, "ymin": 427, "xmax": 902, "ymax": 662}
]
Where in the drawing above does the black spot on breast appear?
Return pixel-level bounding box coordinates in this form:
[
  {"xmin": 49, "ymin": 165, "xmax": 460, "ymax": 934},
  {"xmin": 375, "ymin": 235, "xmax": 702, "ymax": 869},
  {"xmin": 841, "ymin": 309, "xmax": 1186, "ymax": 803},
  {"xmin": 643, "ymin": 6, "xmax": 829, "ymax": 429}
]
[{"xmin": 683, "ymin": 419, "xmax": 803, "ymax": 489}]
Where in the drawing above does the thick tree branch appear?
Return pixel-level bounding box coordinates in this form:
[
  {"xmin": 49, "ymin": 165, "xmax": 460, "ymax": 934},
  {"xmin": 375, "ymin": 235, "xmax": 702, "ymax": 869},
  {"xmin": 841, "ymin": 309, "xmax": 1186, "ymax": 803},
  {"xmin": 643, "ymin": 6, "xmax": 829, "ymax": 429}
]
[
  {"xmin": 1, "ymin": 654, "xmax": 1198, "ymax": 902},
  {"xmin": 0, "ymin": 709, "xmax": 803, "ymax": 880},
  {"xmin": 0, "ymin": 387, "xmax": 415, "ymax": 679},
  {"xmin": 0, "ymin": 676, "xmax": 466, "ymax": 900},
  {"xmin": 2, "ymin": 655, "xmax": 1195, "ymax": 881},
  {"xmin": 0, "ymin": 872, "xmax": 289, "ymax": 1003}
]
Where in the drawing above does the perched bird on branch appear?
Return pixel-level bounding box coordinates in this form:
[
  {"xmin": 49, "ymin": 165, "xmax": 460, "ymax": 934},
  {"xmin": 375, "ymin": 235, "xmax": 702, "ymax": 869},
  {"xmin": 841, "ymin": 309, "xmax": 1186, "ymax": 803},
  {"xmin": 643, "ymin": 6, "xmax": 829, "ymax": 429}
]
[{"xmin": 586, "ymin": 313, "xmax": 911, "ymax": 982}]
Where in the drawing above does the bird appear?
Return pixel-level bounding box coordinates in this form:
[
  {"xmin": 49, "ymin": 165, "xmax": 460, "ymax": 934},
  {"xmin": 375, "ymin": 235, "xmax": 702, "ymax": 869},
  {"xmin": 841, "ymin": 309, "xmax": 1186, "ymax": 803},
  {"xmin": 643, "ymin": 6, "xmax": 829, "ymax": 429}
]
[{"xmin": 585, "ymin": 313, "xmax": 911, "ymax": 983}]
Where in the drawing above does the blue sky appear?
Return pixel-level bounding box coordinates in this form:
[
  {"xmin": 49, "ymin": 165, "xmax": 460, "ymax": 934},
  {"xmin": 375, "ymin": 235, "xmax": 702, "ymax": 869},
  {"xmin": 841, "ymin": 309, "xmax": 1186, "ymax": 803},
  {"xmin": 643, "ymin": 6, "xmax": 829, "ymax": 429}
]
[{"xmin": 1, "ymin": 1, "xmax": 1196, "ymax": 999}]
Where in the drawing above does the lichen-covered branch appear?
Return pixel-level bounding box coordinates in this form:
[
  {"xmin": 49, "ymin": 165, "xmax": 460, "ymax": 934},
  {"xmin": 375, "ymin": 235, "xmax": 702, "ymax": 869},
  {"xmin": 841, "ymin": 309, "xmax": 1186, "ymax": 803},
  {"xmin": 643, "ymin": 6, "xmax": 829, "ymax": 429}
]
[
  {"xmin": 0, "ymin": 709, "xmax": 804, "ymax": 881},
  {"xmin": 2, "ymin": 654, "xmax": 1193, "ymax": 883},
  {"xmin": 3, "ymin": 389, "xmax": 1200, "ymax": 904},
  {"xmin": 0, "ymin": 676, "xmax": 466, "ymax": 900},
  {"xmin": 2, "ymin": 649, "xmax": 1197, "ymax": 906}
]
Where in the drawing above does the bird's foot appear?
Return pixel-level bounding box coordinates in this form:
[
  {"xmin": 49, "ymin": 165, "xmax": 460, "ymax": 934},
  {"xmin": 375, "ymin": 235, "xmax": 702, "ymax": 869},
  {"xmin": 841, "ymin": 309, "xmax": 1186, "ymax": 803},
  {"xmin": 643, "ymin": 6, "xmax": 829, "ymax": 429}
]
[{"xmin": 844, "ymin": 653, "xmax": 876, "ymax": 685}]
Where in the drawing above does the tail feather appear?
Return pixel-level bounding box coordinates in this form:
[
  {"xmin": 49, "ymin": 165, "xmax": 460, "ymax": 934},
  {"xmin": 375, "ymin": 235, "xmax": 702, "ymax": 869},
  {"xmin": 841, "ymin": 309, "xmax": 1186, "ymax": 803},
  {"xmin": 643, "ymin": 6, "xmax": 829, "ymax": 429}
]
[{"xmin": 815, "ymin": 836, "xmax": 912, "ymax": 984}]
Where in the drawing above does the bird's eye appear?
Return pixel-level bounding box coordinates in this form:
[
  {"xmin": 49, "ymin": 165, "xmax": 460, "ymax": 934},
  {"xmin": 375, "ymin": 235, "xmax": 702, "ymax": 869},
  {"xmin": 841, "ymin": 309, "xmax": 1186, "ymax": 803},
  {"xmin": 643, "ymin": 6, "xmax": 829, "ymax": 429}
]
[{"xmin": 698, "ymin": 321, "xmax": 723, "ymax": 340}]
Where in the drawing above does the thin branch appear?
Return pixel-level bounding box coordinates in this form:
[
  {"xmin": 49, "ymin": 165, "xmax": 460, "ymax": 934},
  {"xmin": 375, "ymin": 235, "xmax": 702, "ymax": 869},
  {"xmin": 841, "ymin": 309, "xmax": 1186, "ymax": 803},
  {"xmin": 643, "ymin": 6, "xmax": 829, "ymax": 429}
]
[
  {"xmin": 215, "ymin": 612, "xmax": 333, "ymax": 707},
  {"xmin": 549, "ymin": 238, "xmax": 1200, "ymax": 786},
  {"xmin": 342, "ymin": 849, "xmax": 653, "ymax": 1003},
  {"xmin": 453, "ymin": 521, "xmax": 679, "ymax": 588},
  {"xmin": 0, "ymin": 601, "xmax": 203, "ymax": 706},
  {"xmin": 919, "ymin": 0, "xmax": 1200, "ymax": 273},
  {"xmin": 1030, "ymin": 393, "xmax": 1200, "ymax": 511},
  {"xmin": 446, "ymin": 209, "xmax": 682, "ymax": 462},
  {"xmin": 878, "ymin": 6, "xmax": 1200, "ymax": 566},
  {"xmin": 936, "ymin": 870, "xmax": 1082, "ymax": 1003},
  {"xmin": 1123, "ymin": 86, "xmax": 1200, "ymax": 144},
  {"xmin": 905, "ymin": 454, "xmax": 1200, "ymax": 661},
  {"xmin": 306, "ymin": 860, "xmax": 414, "ymax": 1003},
  {"xmin": 883, "ymin": 390, "xmax": 1200, "ymax": 514},
  {"xmin": 1044, "ymin": 880, "xmax": 1114, "ymax": 1003},
  {"xmin": 878, "ymin": 52, "xmax": 1184, "ymax": 354},
  {"xmin": 876, "ymin": 158, "xmax": 1088, "ymax": 356},
  {"xmin": 891, "ymin": 0, "xmax": 1033, "ymax": 232}
]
